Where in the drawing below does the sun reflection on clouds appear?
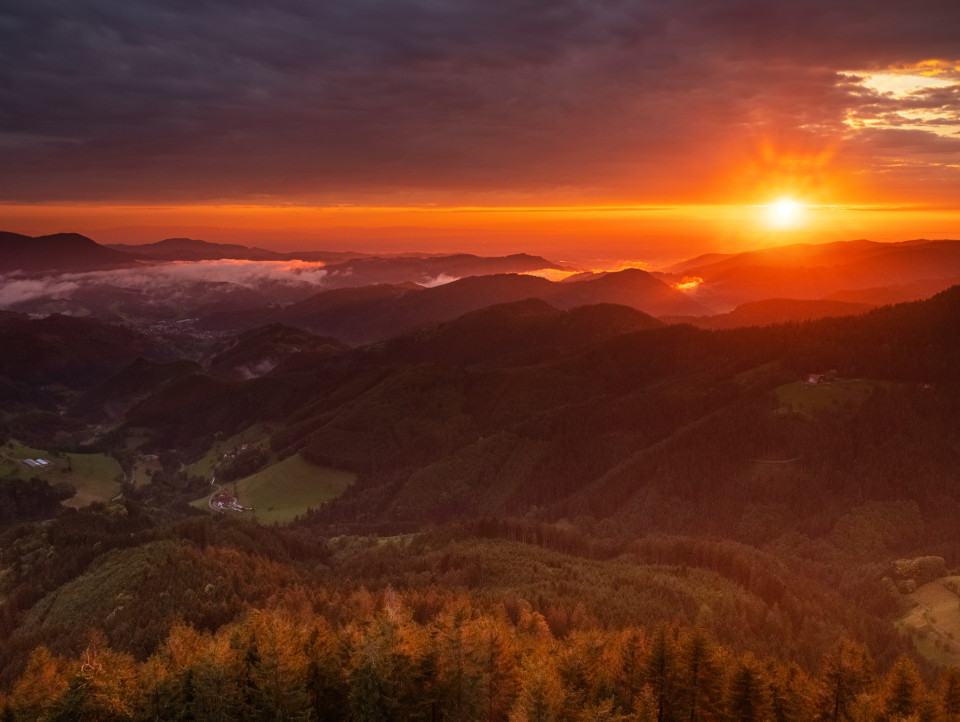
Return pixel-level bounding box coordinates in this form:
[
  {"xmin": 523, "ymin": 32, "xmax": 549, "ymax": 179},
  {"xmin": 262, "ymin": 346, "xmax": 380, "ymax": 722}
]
[
  {"xmin": 843, "ymin": 60, "xmax": 960, "ymax": 139},
  {"xmin": 859, "ymin": 72, "xmax": 955, "ymax": 97},
  {"xmin": 672, "ymin": 277, "xmax": 703, "ymax": 291},
  {"xmin": 520, "ymin": 268, "xmax": 582, "ymax": 282}
]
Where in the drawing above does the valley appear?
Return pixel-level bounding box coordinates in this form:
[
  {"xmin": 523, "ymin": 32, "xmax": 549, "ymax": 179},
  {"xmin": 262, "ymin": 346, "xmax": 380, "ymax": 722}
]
[
  {"xmin": 7, "ymin": 0, "xmax": 960, "ymax": 715},
  {"xmin": 3, "ymin": 233, "xmax": 960, "ymax": 718}
]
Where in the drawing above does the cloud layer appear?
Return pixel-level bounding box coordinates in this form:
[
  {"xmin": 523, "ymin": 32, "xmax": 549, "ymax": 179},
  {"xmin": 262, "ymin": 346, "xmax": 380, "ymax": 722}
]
[
  {"xmin": 2, "ymin": 0, "xmax": 959, "ymax": 205},
  {"xmin": 0, "ymin": 260, "xmax": 329, "ymax": 307}
]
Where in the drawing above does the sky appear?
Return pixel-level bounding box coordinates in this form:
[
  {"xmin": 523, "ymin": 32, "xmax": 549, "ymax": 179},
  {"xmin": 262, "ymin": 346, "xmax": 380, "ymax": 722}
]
[{"xmin": 2, "ymin": 0, "xmax": 960, "ymax": 262}]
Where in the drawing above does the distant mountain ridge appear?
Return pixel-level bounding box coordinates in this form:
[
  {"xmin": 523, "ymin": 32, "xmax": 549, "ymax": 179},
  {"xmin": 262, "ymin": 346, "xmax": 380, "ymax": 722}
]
[
  {"xmin": 106, "ymin": 237, "xmax": 289, "ymax": 262},
  {"xmin": 201, "ymin": 268, "xmax": 701, "ymax": 344},
  {"xmin": 11, "ymin": 232, "xmax": 960, "ymax": 334},
  {"xmin": 376, "ymin": 299, "xmax": 664, "ymax": 368},
  {"xmin": 663, "ymin": 298, "xmax": 874, "ymax": 329},
  {"xmin": 664, "ymin": 238, "xmax": 960, "ymax": 310},
  {"xmin": 0, "ymin": 232, "xmax": 137, "ymax": 272},
  {"xmin": 107, "ymin": 237, "xmax": 571, "ymax": 281}
]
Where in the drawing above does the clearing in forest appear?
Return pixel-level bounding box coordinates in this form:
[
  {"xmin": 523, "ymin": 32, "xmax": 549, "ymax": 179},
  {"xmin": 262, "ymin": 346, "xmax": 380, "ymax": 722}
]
[
  {"xmin": 897, "ymin": 576, "xmax": 960, "ymax": 667},
  {"xmin": 194, "ymin": 453, "xmax": 355, "ymax": 525}
]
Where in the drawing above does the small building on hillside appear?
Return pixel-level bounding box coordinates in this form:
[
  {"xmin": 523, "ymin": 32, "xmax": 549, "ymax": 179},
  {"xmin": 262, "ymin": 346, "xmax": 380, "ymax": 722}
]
[{"xmin": 212, "ymin": 492, "xmax": 245, "ymax": 512}]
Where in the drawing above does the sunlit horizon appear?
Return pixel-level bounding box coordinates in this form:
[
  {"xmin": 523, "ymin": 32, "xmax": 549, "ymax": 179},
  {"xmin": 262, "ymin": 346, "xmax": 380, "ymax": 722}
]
[{"xmin": 4, "ymin": 201, "xmax": 960, "ymax": 270}]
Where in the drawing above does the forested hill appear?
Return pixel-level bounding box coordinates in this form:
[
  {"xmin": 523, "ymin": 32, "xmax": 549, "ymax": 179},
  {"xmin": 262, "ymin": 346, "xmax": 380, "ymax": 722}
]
[
  {"xmin": 79, "ymin": 287, "xmax": 960, "ymax": 529},
  {"xmin": 3, "ymin": 287, "xmax": 960, "ymax": 719}
]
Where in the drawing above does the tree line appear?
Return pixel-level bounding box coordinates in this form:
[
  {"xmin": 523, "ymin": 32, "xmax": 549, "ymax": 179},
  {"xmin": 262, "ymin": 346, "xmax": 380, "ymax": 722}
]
[{"xmin": 1, "ymin": 590, "xmax": 957, "ymax": 722}]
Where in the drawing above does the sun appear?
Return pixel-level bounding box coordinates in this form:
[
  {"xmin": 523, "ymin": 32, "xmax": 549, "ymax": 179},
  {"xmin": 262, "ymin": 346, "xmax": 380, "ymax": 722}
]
[{"xmin": 766, "ymin": 198, "xmax": 804, "ymax": 228}]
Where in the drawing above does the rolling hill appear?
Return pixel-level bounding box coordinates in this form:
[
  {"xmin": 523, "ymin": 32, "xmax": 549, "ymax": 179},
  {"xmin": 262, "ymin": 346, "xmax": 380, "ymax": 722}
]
[
  {"xmin": 106, "ymin": 237, "xmax": 289, "ymax": 261},
  {"xmin": 6, "ymin": 276, "xmax": 960, "ymax": 713},
  {"xmin": 663, "ymin": 298, "xmax": 874, "ymax": 329},
  {"xmin": 201, "ymin": 268, "xmax": 703, "ymax": 343},
  {"xmin": 0, "ymin": 313, "xmax": 172, "ymax": 389},
  {"xmin": 106, "ymin": 284, "xmax": 960, "ymax": 536},
  {"xmin": 206, "ymin": 323, "xmax": 347, "ymax": 380},
  {"xmin": 664, "ymin": 238, "xmax": 960, "ymax": 311},
  {"xmin": 0, "ymin": 232, "xmax": 138, "ymax": 273}
]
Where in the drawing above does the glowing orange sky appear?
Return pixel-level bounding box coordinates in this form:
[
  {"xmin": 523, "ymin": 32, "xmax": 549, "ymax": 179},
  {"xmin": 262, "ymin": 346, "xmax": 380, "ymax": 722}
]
[
  {"xmin": 4, "ymin": 202, "xmax": 960, "ymax": 267},
  {"xmin": 3, "ymin": 4, "xmax": 960, "ymax": 263}
]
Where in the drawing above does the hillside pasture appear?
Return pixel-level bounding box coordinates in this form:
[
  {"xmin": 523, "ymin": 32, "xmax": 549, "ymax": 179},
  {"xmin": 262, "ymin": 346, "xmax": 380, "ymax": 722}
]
[
  {"xmin": 192, "ymin": 453, "xmax": 355, "ymax": 524},
  {"xmin": 184, "ymin": 423, "xmax": 274, "ymax": 480},
  {"xmin": 0, "ymin": 441, "xmax": 122, "ymax": 507},
  {"xmin": 236, "ymin": 454, "xmax": 355, "ymax": 524},
  {"xmin": 897, "ymin": 576, "xmax": 960, "ymax": 667},
  {"xmin": 775, "ymin": 378, "xmax": 880, "ymax": 418}
]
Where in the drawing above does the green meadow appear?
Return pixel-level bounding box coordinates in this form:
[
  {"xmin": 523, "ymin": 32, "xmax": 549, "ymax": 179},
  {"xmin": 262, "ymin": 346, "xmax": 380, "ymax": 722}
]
[
  {"xmin": 192, "ymin": 453, "xmax": 355, "ymax": 525},
  {"xmin": 775, "ymin": 378, "xmax": 880, "ymax": 417},
  {"xmin": 0, "ymin": 441, "xmax": 122, "ymax": 507},
  {"xmin": 238, "ymin": 455, "xmax": 355, "ymax": 524}
]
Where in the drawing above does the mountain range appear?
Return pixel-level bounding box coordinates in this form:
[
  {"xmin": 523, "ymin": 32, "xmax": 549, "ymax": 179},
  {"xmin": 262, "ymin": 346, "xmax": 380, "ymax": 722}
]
[
  {"xmin": 4, "ymin": 242, "xmax": 960, "ymax": 705},
  {"xmin": 0, "ymin": 232, "xmax": 135, "ymax": 273},
  {"xmin": 663, "ymin": 238, "xmax": 960, "ymax": 309},
  {"xmin": 8, "ymin": 233, "xmax": 960, "ymax": 330},
  {"xmin": 198, "ymin": 269, "xmax": 702, "ymax": 344}
]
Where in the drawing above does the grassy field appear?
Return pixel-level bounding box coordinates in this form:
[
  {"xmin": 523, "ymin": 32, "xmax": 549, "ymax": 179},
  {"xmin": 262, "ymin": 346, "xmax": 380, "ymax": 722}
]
[
  {"xmin": 0, "ymin": 441, "xmax": 123, "ymax": 507},
  {"xmin": 60, "ymin": 453, "xmax": 124, "ymax": 508},
  {"xmin": 184, "ymin": 423, "xmax": 274, "ymax": 480},
  {"xmin": 238, "ymin": 455, "xmax": 355, "ymax": 524},
  {"xmin": 193, "ymin": 454, "xmax": 355, "ymax": 525},
  {"xmin": 130, "ymin": 457, "xmax": 163, "ymax": 488},
  {"xmin": 897, "ymin": 576, "xmax": 960, "ymax": 667},
  {"xmin": 775, "ymin": 379, "xmax": 880, "ymax": 418}
]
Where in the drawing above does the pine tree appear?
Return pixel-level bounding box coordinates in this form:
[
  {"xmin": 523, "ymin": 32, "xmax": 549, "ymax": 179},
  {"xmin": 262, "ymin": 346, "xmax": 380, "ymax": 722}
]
[
  {"xmin": 304, "ymin": 622, "xmax": 350, "ymax": 722},
  {"xmin": 435, "ymin": 607, "xmax": 483, "ymax": 721},
  {"xmin": 349, "ymin": 616, "xmax": 400, "ymax": 722},
  {"xmin": 618, "ymin": 629, "xmax": 647, "ymax": 714},
  {"xmin": 877, "ymin": 655, "xmax": 926, "ymax": 722},
  {"xmin": 766, "ymin": 663, "xmax": 813, "ymax": 722},
  {"xmin": 646, "ymin": 626, "xmax": 681, "ymax": 722},
  {"xmin": 680, "ymin": 630, "xmax": 724, "ymax": 722},
  {"xmin": 815, "ymin": 639, "xmax": 872, "ymax": 722},
  {"xmin": 727, "ymin": 656, "xmax": 769, "ymax": 722},
  {"xmin": 477, "ymin": 617, "xmax": 519, "ymax": 722},
  {"xmin": 510, "ymin": 648, "xmax": 564, "ymax": 722},
  {"xmin": 938, "ymin": 667, "xmax": 960, "ymax": 721}
]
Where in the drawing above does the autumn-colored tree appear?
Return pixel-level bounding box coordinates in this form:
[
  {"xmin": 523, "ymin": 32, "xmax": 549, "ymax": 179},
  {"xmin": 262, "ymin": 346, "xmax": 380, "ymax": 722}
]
[
  {"xmin": 303, "ymin": 619, "xmax": 350, "ymax": 722},
  {"xmin": 44, "ymin": 630, "xmax": 141, "ymax": 722},
  {"xmin": 434, "ymin": 605, "xmax": 483, "ymax": 720},
  {"xmin": 617, "ymin": 629, "xmax": 647, "ymax": 714},
  {"xmin": 5, "ymin": 646, "xmax": 69, "ymax": 720},
  {"xmin": 727, "ymin": 655, "xmax": 770, "ymax": 722},
  {"xmin": 679, "ymin": 629, "xmax": 725, "ymax": 722},
  {"xmin": 766, "ymin": 662, "xmax": 814, "ymax": 722},
  {"xmin": 184, "ymin": 647, "xmax": 237, "ymax": 722},
  {"xmin": 646, "ymin": 625, "xmax": 682, "ymax": 722},
  {"xmin": 560, "ymin": 630, "xmax": 619, "ymax": 714},
  {"xmin": 510, "ymin": 647, "xmax": 565, "ymax": 722},
  {"xmin": 349, "ymin": 615, "xmax": 401, "ymax": 722},
  {"xmin": 937, "ymin": 667, "xmax": 960, "ymax": 721},
  {"xmin": 875, "ymin": 655, "xmax": 931, "ymax": 722},
  {"xmin": 473, "ymin": 615, "xmax": 520, "ymax": 722},
  {"xmin": 238, "ymin": 609, "xmax": 312, "ymax": 720},
  {"xmin": 815, "ymin": 639, "xmax": 873, "ymax": 722}
]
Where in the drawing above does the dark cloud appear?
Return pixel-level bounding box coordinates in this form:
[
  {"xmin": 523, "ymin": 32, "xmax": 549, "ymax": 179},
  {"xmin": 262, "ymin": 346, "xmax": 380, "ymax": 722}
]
[{"xmin": 1, "ymin": 0, "xmax": 959, "ymax": 203}]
